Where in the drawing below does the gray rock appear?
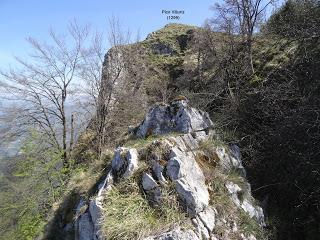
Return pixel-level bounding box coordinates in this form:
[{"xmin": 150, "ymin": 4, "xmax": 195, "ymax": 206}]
[
  {"xmin": 89, "ymin": 196, "xmax": 104, "ymax": 240},
  {"xmin": 230, "ymin": 144, "xmax": 241, "ymax": 161},
  {"xmin": 111, "ymin": 147, "xmax": 139, "ymax": 178},
  {"xmin": 216, "ymin": 146, "xmax": 246, "ymax": 177},
  {"xmin": 75, "ymin": 147, "xmax": 139, "ymax": 240},
  {"xmin": 179, "ymin": 133, "xmax": 199, "ymax": 150},
  {"xmin": 76, "ymin": 97, "xmax": 266, "ymax": 240},
  {"xmin": 151, "ymin": 161, "xmax": 167, "ymax": 184},
  {"xmin": 145, "ymin": 228, "xmax": 200, "ymax": 240},
  {"xmin": 225, "ymin": 181, "xmax": 242, "ymax": 207},
  {"xmin": 88, "ymin": 171, "xmax": 114, "ymax": 240},
  {"xmin": 146, "ymin": 140, "xmax": 171, "ymax": 184},
  {"xmin": 75, "ymin": 199, "xmax": 93, "ymax": 240},
  {"xmin": 166, "ymin": 144, "xmax": 209, "ymax": 216},
  {"xmin": 191, "ymin": 130, "xmax": 211, "ymax": 142},
  {"xmin": 241, "ymin": 233, "xmax": 257, "ymax": 240},
  {"xmin": 198, "ymin": 207, "xmax": 216, "ymax": 232},
  {"xmin": 151, "ymin": 42, "xmax": 176, "ymax": 55},
  {"xmin": 77, "ymin": 212, "xmax": 94, "ymax": 240},
  {"xmin": 142, "ymin": 173, "xmax": 158, "ymax": 191},
  {"xmin": 142, "ymin": 172, "xmax": 163, "ymax": 207},
  {"xmin": 241, "ymin": 199, "xmax": 265, "ymax": 227},
  {"xmin": 192, "ymin": 217, "xmax": 210, "ymax": 239},
  {"xmin": 135, "ymin": 99, "xmax": 213, "ymax": 138},
  {"xmin": 123, "ymin": 148, "xmax": 139, "ymax": 177},
  {"xmin": 225, "ymin": 181, "xmax": 265, "ymax": 226}
]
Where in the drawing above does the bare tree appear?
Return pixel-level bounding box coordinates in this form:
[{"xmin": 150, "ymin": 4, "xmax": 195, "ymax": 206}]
[
  {"xmin": 0, "ymin": 21, "xmax": 90, "ymax": 165},
  {"xmin": 78, "ymin": 31, "xmax": 106, "ymax": 113},
  {"xmin": 212, "ymin": 0, "xmax": 276, "ymax": 74}
]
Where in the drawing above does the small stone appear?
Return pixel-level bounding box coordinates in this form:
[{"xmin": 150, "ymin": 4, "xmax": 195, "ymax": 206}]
[
  {"xmin": 111, "ymin": 147, "xmax": 139, "ymax": 178},
  {"xmin": 198, "ymin": 207, "xmax": 216, "ymax": 232},
  {"xmin": 192, "ymin": 217, "xmax": 210, "ymax": 239},
  {"xmin": 225, "ymin": 181, "xmax": 242, "ymax": 207},
  {"xmin": 142, "ymin": 173, "xmax": 158, "ymax": 191},
  {"xmin": 144, "ymin": 227, "xmax": 200, "ymax": 240}
]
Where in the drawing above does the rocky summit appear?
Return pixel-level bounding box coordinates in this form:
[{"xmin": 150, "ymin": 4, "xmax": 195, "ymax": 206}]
[
  {"xmin": 134, "ymin": 97, "xmax": 213, "ymax": 138},
  {"xmin": 74, "ymin": 98, "xmax": 265, "ymax": 240}
]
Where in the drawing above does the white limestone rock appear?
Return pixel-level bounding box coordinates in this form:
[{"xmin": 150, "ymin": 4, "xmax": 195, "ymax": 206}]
[
  {"xmin": 111, "ymin": 147, "xmax": 139, "ymax": 178},
  {"xmin": 216, "ymin": 146, "xmax": 246, "ymax": 177},
  {"xmin": 225, "ymin": 181, "xmax": 243, "ymax": 207},
  {"xmin": 241, "ymin": 199, "xmax": 265, "ymax": 227},
  {"xmin": 135, "ymin": 99, "xmax": 213, "ymax": 138},
  {"xmin": 89, "ymin": 196, "xmax": 104, "ymax": 240},
  {"xmin": 225, "ymin": 181, "xmax": 265, "ymax": 226},
  {"xmin": 75, "ymin": 147, "xmax": 139, "ymax": 240},
  {"xmin": 75, "ymin": 97, "xmax": 267, "ymax": 240},
  {"xmin": 192, "ymin": 217, "xmax": 210, "ymax": 239},
  {"xmin": 144, "ymin": 227, "xmax": 200, "ymax": 240},
  {"xmin": 166, "ymin": 145, "xmax": 209, "ymax": 216},
  {"xmin": 198, "ymin": 207, "xmax": 216, "ymax": 232}
]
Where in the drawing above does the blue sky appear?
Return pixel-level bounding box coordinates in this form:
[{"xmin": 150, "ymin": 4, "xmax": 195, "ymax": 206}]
[{"xmin": 0, "ymin": 0, "xmax": 214, "ymax": 67}]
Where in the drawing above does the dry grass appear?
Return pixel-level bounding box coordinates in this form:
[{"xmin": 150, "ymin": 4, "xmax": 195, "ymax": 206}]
[
  {"xmin": 101, "ymin": 178, "xmax": 189, "ymax": 240},
  {"xmin": 196, "ymin": 138, "xmax": 266, "ymax": 238},
  {"xmin": 208, "ymin": 172, "xmax": 267, "ymax": 239},
  {"xmin": 67, "ymin": 150, "xmax": 113, "ymax": 195}
]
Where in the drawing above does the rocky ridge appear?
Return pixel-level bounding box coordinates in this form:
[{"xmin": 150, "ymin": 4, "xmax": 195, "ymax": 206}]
[{"xmin": 75, "ymin": 98, "xmax": 265, "ymax": 240}]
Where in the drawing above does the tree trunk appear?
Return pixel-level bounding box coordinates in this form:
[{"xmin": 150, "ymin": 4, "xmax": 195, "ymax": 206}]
[
  {"xmin": 247, "ymin": 35, "xmax": 255, "ymax": 75},
  {"xmin": 69, "ymin": 113, "xmax": 74, "ymax": 157},
  {"xmin": 61, "ymin": 90, "xmax": 68, "ymax": 166}
]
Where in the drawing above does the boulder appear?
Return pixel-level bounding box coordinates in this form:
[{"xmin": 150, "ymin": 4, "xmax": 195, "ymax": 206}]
[
  {"xmin": 75, "ymin": 97, "xmax": 266, "ymax": 240},
  {"xmin": 166, "ymin": 144, "xmax": 209, "ymax": 216},
  {"xmin": 111, "ymin": 147, "xmax": 139, "ymax": 178},
  {"xmin": 135, "ymin": 98, "xmax": 213, "ymax": 138},
  {"xmin": 142, "ymin": 173, "xmax": 162, "ymax": 206},
  {"xmin": 142, "ymin": 173, "xmax": 158, "ymax": 191}
]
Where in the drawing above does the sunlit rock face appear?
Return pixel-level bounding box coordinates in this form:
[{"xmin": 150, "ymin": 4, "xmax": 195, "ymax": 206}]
[{"xmin": 135, "ymin": 98, "xmax": 213, "ymax": 138}]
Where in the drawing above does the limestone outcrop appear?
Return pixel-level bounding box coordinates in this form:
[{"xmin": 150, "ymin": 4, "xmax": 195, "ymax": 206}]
[
  {"xmin": 134, "ymin": 98, "xmax": 213, "ymax": 138},
  {"xmin": 75, "ymin": 99, "xmax": 265, "ymax": 240},
  {"xmin": 75, "ymin": 147, "xmax": 139, "ymax": 240}
]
